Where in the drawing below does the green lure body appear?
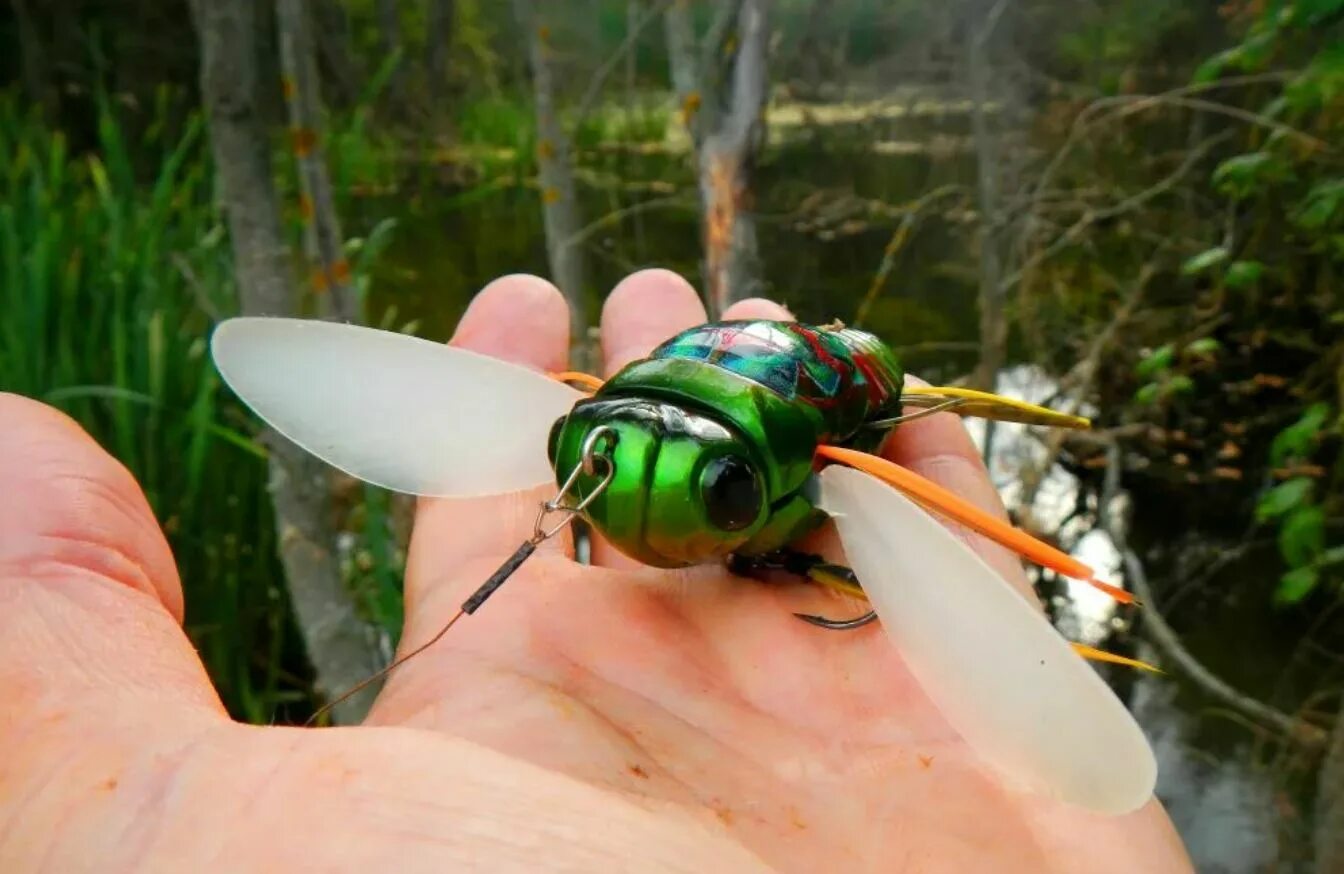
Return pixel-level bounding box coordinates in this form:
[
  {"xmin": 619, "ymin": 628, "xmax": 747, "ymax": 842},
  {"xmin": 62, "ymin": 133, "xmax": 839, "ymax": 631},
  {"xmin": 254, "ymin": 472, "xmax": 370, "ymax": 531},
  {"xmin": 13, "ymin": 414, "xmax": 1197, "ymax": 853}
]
[{"xmin": 548, "ymin": 320, "xmax": 905, "ymax": 568}]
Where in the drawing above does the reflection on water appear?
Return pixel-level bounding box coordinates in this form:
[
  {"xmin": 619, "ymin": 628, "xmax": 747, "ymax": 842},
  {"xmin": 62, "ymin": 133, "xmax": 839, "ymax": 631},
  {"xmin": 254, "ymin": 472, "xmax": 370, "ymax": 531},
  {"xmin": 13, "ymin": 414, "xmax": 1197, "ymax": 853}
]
[
  {"xmin": 968, "ymin": 365, "xmax": 1280, "ymax": 872},
  {"xmin": 1134, "ymin": 677, "xmax": 1280, "ymax": 873}
]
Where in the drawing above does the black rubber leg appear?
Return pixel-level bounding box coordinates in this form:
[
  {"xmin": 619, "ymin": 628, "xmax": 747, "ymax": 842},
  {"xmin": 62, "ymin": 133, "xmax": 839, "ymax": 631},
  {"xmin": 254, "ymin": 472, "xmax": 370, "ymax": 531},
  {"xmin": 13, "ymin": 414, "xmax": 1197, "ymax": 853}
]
[{"xmin": 728, "ymin": 549, "xmax": 877, "ymax": 631}]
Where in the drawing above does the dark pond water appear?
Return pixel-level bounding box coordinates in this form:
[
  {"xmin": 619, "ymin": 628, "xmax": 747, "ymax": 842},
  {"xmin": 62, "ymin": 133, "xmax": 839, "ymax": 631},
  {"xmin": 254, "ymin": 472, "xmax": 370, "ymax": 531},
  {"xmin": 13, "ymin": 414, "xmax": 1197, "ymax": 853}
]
[{"xmin": 358, "ymin": 108, "xmax": 1307, "ymax": 871}]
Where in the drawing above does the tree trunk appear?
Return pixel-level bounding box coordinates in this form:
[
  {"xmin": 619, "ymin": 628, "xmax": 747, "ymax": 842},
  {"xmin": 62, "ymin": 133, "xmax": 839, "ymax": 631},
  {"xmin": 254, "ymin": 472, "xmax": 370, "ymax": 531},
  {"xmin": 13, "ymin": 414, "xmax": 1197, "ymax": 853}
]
[
  {"xmin": 190, "ymin": 0, "xmax": 384, "ymax": 724},
  {"xmin": 968, "ymin": 0, "xmax": 1005, "ymax": 396},
  {"xmin": 1317, "ymin": 707, "xmax": 1344, "ymax": 874},
  {"xmin": 664, "ymin": 0, "xmax": 703, "ymax": 145},
  {"xmin": 513, "ymin": 0, "xmax": 589, "ymax": 345},
  {"xmin": 699, "ymin": 0, "xmax": 769, "ymax": 316},
  {"xmin": 426, "ymin": 0, "xmax": 456, "ymax": 93},
  {"xmin": 277, "ymin": 0, "xmax": 359, "ymax": 323}
]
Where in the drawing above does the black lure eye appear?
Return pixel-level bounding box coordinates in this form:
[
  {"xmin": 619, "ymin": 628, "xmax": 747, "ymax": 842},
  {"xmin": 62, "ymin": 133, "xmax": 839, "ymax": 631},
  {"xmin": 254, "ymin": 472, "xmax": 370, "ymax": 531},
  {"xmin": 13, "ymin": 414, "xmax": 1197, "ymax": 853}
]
[{"xmin": 699, "ymin": 457, "xmax": 763, "ymax": 532}]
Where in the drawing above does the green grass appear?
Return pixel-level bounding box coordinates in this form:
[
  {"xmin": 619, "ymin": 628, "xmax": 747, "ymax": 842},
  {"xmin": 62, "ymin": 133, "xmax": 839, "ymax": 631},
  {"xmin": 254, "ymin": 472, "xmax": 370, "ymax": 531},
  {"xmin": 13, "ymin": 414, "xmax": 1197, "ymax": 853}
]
[
  {"xmin": 0, "ymin": 89, "xmax": 321, "ymax": 723},
  {"xmin": 455, "ymin": 92, "xmax": 673, "ymax": 164}
]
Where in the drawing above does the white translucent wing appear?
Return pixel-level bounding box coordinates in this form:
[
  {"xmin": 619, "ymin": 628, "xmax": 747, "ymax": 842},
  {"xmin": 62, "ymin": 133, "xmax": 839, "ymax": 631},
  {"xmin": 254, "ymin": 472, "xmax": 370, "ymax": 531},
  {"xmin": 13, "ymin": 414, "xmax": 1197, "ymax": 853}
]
[
  {"xmin": 211, "ymin": 317, "xmax": 582, "ymax": 497},
  {"xmin": 817, "ymin": 465, "xmax": 1157, "ymax": 815}
]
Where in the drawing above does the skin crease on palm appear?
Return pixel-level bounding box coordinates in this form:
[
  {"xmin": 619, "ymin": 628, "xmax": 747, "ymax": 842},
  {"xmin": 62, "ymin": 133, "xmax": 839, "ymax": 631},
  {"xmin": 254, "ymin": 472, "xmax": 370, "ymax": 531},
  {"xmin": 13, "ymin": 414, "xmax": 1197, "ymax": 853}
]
[{"xmin": 0, "ymin": 270, "xmax": 1195, "ymax": 873}]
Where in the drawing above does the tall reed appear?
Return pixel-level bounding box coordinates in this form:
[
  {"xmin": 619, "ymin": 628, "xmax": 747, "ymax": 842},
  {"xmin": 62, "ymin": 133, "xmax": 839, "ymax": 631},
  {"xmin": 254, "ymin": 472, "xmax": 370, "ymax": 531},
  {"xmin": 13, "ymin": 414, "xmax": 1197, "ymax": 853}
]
[{"xmin": 0, "ymin": 89, "xmax": 313, "ymax": 723}]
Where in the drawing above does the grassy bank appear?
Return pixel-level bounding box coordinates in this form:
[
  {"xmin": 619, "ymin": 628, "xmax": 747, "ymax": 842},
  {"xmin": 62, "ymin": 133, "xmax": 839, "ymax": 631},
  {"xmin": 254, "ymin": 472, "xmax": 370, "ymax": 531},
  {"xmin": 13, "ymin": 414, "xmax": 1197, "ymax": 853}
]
[{"xmin": 0, "ymin": 91, "xmax": 315, "ymax": 722}]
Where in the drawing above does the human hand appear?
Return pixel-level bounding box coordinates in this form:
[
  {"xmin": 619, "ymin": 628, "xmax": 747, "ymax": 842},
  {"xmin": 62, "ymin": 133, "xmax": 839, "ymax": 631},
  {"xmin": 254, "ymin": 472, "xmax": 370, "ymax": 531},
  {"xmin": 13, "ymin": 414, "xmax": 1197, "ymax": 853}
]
[{"xmin": 0, "ymin": 270, "xmax": 1193, "ymax": 872}]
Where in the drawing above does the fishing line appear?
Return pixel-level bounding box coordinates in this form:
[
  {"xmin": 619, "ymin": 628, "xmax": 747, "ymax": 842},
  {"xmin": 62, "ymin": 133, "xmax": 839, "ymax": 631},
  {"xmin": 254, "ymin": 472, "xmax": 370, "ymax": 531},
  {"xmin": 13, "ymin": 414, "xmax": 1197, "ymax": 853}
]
[{"xmin": 306, "ymin": 429, "xmax": 617, "ymax": 726}]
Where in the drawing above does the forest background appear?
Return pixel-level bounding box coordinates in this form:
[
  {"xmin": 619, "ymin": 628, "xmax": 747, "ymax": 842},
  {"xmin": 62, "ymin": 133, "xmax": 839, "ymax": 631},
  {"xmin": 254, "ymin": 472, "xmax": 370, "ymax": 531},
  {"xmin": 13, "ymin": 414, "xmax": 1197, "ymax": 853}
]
[{"xmin": 0, "ymin": 1, "xmax": 1342, "ymax": 870}]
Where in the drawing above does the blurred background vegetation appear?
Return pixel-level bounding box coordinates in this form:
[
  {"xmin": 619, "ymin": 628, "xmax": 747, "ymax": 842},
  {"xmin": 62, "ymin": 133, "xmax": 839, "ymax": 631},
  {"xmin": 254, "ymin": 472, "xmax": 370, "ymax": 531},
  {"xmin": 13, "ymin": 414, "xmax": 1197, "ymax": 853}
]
[{"xmin": 0, "ymin": 0, "xmax": 1341, "ymax": 869}]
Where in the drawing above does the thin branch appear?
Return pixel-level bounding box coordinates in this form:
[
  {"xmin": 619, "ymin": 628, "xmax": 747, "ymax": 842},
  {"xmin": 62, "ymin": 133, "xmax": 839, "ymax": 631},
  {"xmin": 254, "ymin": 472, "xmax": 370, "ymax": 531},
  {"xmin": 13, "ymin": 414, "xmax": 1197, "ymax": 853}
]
[
  {"xmin": 1026, "ymin": 71, "xmax": 1315, "ymax": 224},
  {"xmin": 572, "ymin": 0, "xmax": 673, "ymax": 135},
  {"xmin": 277, "ymin": 0, "xmax": 358, "ymax": 322},
  {"xmin": 854, "ymin": 184, "xmax": 962, "ymax": 327},
  {"xmin": 973, "ymin": 0, "xmax": 1011, "ymax": 49},
  {"xmin": 1003, "ymin": 133, "xmax": 1229, "ymax": 293},
  {"xmin": 1016, "ymin": 264, "xmax": 1153, "ymax": 510},
  {"xmin": 699, "ymin": 0, "xmax": 743, "ymax": 88},
  {"xmin": 560, "ymin": 194, "xmax": 695, "ymax": 250},
  {"xmin": 514, "ymin": 0, "xmax": 589, "ymax": 342},
  {"xmin": 171, "ymin": 252, "xmax": 223, "ymax": 321},
  {"xmin": 1097, "ymin": 441, "xmax": 1328, "ymax": 750}
]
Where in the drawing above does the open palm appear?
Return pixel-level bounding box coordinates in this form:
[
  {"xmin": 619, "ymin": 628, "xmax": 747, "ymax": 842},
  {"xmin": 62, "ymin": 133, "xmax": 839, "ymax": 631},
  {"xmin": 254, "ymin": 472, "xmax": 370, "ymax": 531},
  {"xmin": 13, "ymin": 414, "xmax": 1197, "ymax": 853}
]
[{"xmin": 0, "ymin": 271, "xmax": 1191, "ymax": 872}]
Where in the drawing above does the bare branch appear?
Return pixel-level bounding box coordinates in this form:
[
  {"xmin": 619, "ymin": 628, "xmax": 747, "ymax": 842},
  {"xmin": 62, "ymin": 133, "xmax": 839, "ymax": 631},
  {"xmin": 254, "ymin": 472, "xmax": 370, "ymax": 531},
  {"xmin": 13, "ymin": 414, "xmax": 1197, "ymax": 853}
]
[
  {"xmin": 1096, "ymin": 441, "xmax": 1328, "ymax": 750},
  {"xmin": 699, "ymin": 0, "xmax": 743, "ymax": 89},
  {"xmin": 1024, "ymin": 71, "xmax": 1316, "ymax": 246},
  {"xmin": 572, "ymin": 0, "xmax": 672, "ymax": 134},
  {"xmin": 967, "ymin": 0, "xmax": 1005, "ymax": 394},
  {"xmin": 1318, "ymin": 710, "xmax": 1344, "ymax": 873},
  {"xmin": 854, "ymin": 185, "xmax": 963, "ymax": 327},
  {"xmin": 1005, "ymin": 133, "xmax": 1230, "ymax": 294},
  {"xmin": 1016, "ymin": 265, "xmax": 1153, "ymax": 511},
  {"xmin": 277, "ymin": 0, "xmax": 358, "ymax": 322},
  {"xmin": 513, "ymin": 0, "xmax": 589, "ymax": 343},
  {"xmin": 664, "ymin": 0, "xmax": 701, "ymax": 140},
  {"xmin": 560, "ymin": 194, "xmax": 695, "ymax": 251},
  {"xmin": 973, "ymin": 0, "xmax": 1012, "ymax": 49}
]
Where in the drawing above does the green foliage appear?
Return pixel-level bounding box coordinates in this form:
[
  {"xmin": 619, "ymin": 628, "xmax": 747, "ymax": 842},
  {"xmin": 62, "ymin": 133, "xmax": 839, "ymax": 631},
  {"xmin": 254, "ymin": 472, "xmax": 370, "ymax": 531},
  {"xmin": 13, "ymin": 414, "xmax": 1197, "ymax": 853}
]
[
  {"xmin": 457, "ymin": 94, "xmax": 537, "ymax": 152},
  {"xmin": 1279, "ymin": 504, "xmax": 1325, "ymax": 566},
  {"xmin": 1256, "ymin": 477, "xmax": 1315, "ymax": 521},
  {"xmin": 1135, "ymin": 344, "xmax": 1176, "ymax": 378},
  {"xmin": 1132, "ymin": 339, "xmax": 1216, "ymax": 405},
  {"xmin": 1275, "ymin": 565, "xmax": 1321, "ymax": 604},
  {"xmin": 1184, "ymin": 337, "xmax": 1223, "ymax": 358},
  {"xmin": 1051, "ymin": 0, "xmax": 1196, "ymax": 93},
  {"xmin": 1212, "ymin": 153, "xmax": 1290, "ymax": 200},
  {"xmin": 0, "ymin": 90, "xmax": 406, "ymax": 722},
  {"xmin": 326, "ymin": 53, "xmax": 404, "ymax": 197},
  {"xmin": 1181, "ymin": 246, "xmax": 1230, "ymax": 275},
  {"xmin": 1176, "ymin": 0, "xmax": 1344, "ymax": 606},
  {"xmin": 1292, "ymin": 177, "xmax": 1344, "ymax": 231},
  {"xmin": 1256, "ymin": 472, "xmax": 1333, "ymax": 603},
  {"xmin": 1270, "ymin": 402, "xmax": 1333, "ymax": 465},
  {"xmin": 1224, "ymin": 260, "xmax": 1265, "ymax": 289},
  {"xmin": 0, "ymin": 90, "xmax": 298, "ymax": 722}
]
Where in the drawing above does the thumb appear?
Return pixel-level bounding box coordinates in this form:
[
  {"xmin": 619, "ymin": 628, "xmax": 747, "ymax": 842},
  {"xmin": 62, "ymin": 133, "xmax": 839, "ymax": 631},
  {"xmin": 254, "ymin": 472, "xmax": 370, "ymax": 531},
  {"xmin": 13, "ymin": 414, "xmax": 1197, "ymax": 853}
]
[
  {"xmin": 0, "ymin": 392, "xmax": 221, "ymax": 711},
  {"xmin": 0, "ymin": 393, "xmax": 183, "ymax": 617}
]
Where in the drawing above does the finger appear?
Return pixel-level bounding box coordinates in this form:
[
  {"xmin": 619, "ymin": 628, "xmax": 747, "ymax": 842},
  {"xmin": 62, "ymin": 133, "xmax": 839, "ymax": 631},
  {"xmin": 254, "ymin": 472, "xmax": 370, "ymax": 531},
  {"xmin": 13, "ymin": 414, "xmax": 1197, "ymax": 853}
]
[
  {"xmin": 403, "ymin": 275, "xmax": 574, "ymax": 617},
  {"xmin": 721, "ymin": 297, "xmax": 793, "ymax": 321},
  {"xmin": 880, "ymin": 376, "xmax": 1033, "ymax": 600},
  {"xmin": 591, "ymin": 270, "xmax": 707, "ymax": 568},
  {"xmin": 600, "ymin": 269, "xmax": 707, "ymax": 376},
  {"xmin": 0, "ymin": 393, "xmax": 224, "ymax": 719}
]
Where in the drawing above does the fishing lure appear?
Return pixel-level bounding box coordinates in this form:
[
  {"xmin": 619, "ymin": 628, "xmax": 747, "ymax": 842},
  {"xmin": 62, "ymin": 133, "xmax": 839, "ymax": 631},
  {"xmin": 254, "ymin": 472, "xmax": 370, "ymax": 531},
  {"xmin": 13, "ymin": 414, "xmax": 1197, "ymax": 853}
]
[{"xmin": 211, "ymin": 316, "xmax": 1158, "ymax": 815}]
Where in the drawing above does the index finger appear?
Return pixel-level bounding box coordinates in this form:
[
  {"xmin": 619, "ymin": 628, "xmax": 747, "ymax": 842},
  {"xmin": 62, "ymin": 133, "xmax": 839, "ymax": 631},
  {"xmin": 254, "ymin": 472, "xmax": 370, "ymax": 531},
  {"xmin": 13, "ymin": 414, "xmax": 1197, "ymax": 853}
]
[{"xmin": 879, "ymin": 376, "xmax": 1033, "ymax": 599}]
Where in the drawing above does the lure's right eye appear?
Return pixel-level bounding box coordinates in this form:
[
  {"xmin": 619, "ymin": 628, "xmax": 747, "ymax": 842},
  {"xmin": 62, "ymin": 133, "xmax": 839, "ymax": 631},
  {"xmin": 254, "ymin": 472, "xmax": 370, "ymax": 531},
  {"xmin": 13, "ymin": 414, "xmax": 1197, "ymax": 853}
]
[{"xmin": 699, "ymin": 456, "xmax": 763, "ymax": 532}]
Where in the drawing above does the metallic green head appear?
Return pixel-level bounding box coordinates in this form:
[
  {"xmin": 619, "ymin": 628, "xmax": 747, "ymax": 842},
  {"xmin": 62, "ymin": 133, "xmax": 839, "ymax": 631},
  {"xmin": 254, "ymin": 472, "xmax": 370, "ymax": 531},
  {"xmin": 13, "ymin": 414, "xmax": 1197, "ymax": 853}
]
[{"xmin": 547, "ymin": 397, "xmax": 770, "ymax": 568}]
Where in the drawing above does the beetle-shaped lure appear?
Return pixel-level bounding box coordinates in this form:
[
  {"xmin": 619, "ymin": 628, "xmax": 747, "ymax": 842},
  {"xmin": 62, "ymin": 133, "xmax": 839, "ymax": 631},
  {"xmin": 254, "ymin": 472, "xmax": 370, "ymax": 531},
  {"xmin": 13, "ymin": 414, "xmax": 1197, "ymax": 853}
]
[{"xmin": 212, "ymin": 316, "xmax": 1158, "ymax": 815}]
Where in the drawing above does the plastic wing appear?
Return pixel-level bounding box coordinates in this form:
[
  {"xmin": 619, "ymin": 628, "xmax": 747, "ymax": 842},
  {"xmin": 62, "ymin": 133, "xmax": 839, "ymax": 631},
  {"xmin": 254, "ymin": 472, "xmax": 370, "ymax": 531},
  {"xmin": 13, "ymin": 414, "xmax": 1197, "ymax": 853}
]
[
  {"xmin": 816, "ymin": 464, "xmax": 1157, "ymax": 814},
  {"xmin": 211, "ymin": 317, "xmax": 581, "ymax": 497}
]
